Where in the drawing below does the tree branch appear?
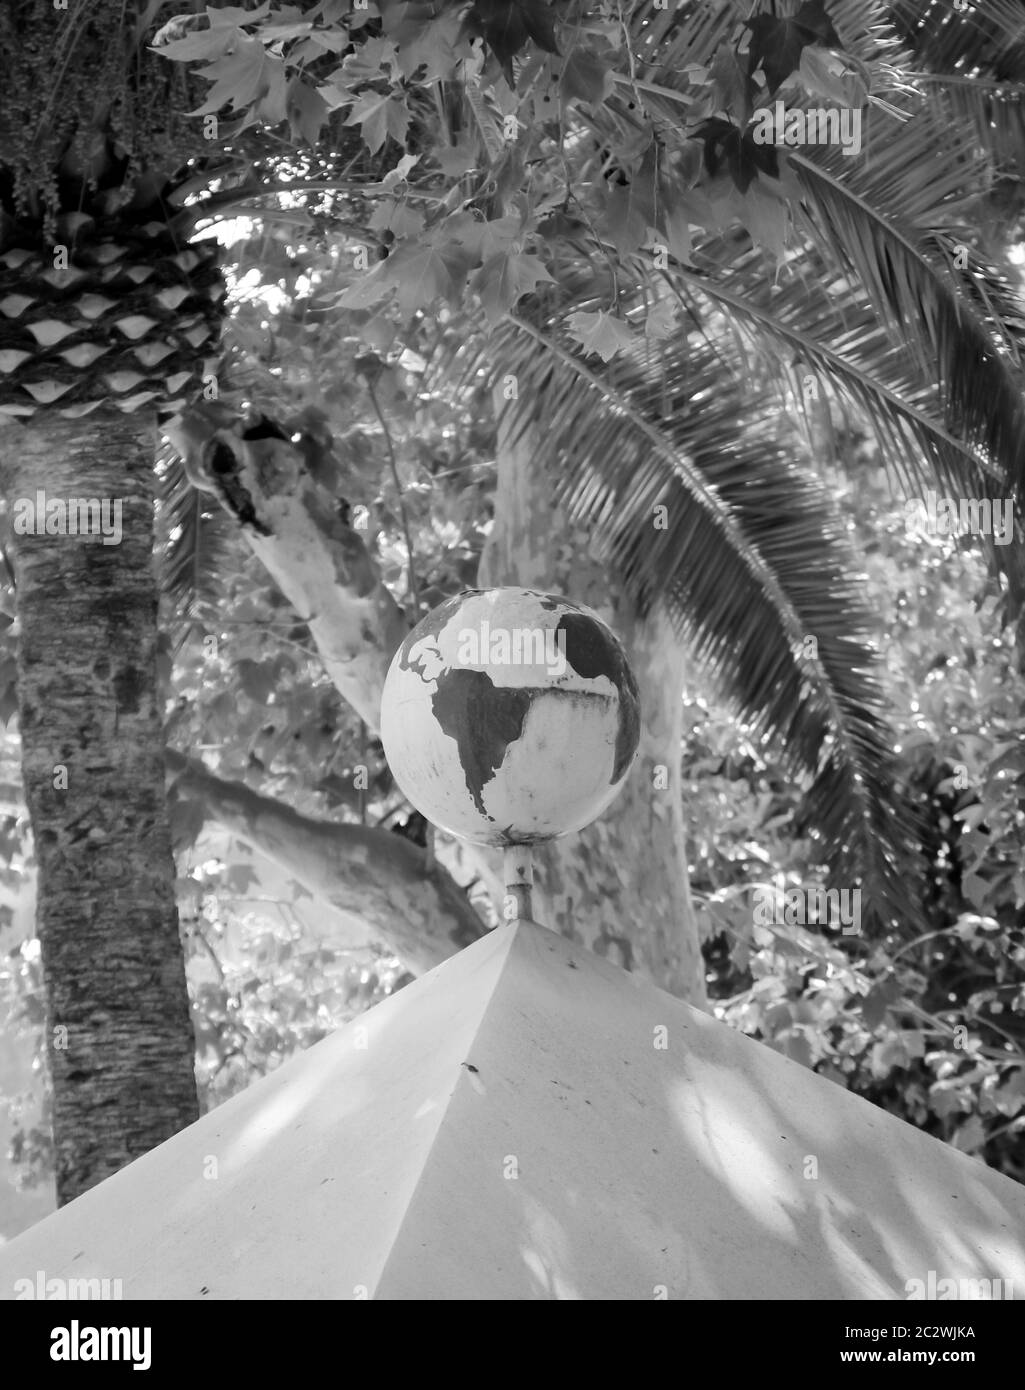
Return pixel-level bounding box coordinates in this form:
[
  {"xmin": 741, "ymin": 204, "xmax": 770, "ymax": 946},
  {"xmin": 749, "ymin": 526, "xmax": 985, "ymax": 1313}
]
[{"xmin": 165, "ymin": 749, "xmax": 488, "ymax": 976}]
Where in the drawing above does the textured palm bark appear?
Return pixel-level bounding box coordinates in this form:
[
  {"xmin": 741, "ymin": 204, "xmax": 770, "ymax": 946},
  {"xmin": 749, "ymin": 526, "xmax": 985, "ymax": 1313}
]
[
  {"xmin": 0, "ymin": 409, "xmax": 199, "ymax": 1205},
  {"xmin": 165, "ymin": 750, "xmax": 488, "ymax": 973},
  {"xmin": 479, "ymin": 398, "xmax": 707, "ymax": 1008}
]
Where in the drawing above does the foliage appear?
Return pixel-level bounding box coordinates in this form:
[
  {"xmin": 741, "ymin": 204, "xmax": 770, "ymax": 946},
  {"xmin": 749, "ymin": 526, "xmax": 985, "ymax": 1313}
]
[
  {"xmin": 180, "ymin": 859, "xmax": 413, "ymax": 1109},
  {"xmin": 695, "ymin": 422, "xmax": 1025, "ymax": 1183},
  {"xmin": 0, "ymin": 0, "xmax": 213, "ymax": 228},
  {"xmin": 151, "ymin": 0, "xmax": 1025, "ymax": 929}
]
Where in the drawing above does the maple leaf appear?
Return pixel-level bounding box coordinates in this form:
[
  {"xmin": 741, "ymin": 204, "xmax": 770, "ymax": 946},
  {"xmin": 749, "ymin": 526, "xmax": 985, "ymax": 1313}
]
[
  {"xmin": 257, "ymin": 16, "xmax": 314, "ymax": 44},
  {"xmin": 369, "ymin": 199, "xmax": 426, "ymax": 239},
  {"xmin": 151, "ymin": 24, "xmax": 238, "ymax": 64},
  {"xmin": 335, "ymin": 264, "xmax": 392, "ymax": 311},
  {"xmin": 692, "ymin": 118, "xmax": 778, "ymax": 194},
  {"xmin": 745, "ymin": 0, "xmax": 841, "ymax": 96},
  {"xmin": 676, "ymin": 174, "xmax": 748, "ymax": 237},
  {"xmin": 461, "ymin": 0, "xmax": 560, "ymax": 88},
  {"xmin": 565, "ymin": 310, "xmax": 636, "ymax": 362},
  {"xmin": 206, "ymin": 3, "xmax": 272, "ymax": 27},
  {"xmin": 253, "ymin": 61, "xmax": 289, "ymax": 127},
  {"xmin": 600, "ymin": 145, "xmax": 658, "ymax": 255},
  {"xmin": 290, "ymin": 30, "xmax": 349, "ymax": 60},
  {"xmin": 186, "ymin": 32, "xmax": 279, "ymax": 115},
  {"xmin": 286, "ymin": 77, "xmax": 329, "ymax": 145},
  {"xmin": 383, "ymin": 2, "xmax": 468, "ymax": 81},
  {"xmin": 382, "ymin": 242, "xmax": 475, "ymax": 313},
  {"xmin": 344, "ymin": 91, "xmax": 411, "ymax": 154},
  {"xmin": 446, "ymin": 213, "xmax": 522, "ymax": 260},
  {"xmin": 558, "ymin": 45, "xmax": 614, "ymax": 105},
  {"xmin": 707, "ymin": 46, "xmax": 753, "ymax": 122},
  {"xmin": 736, "ymin": 183, "xmax": 791, "ymax": 266},
  {"xmin": 471, "ymin": 251, "xmax": 554, "ymax": 325},
  {"xmin": 331, "ymin": 36, "xmax": 400, "ymax": 90}
]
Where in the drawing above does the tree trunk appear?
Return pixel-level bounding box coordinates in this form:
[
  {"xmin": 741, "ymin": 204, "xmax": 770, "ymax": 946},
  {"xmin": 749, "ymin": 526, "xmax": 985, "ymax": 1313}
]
[
  {"xmin": 480, "ymin": 394, "xmax": 707, "ymax": 1007},
  {"xmin": 0, "ymin": 409, "xmax": 199, "ymax": 1205},
  {"xmin": 169, "ymin": 405, "xmax": 705, "ymax": 1003},
  {"xmin": 166, "ymin": 750, "xmax": 488, "ymax": 974},
  {"xmin": 163, "ymin": 415, "xmax": 410, "ymax": 731}
]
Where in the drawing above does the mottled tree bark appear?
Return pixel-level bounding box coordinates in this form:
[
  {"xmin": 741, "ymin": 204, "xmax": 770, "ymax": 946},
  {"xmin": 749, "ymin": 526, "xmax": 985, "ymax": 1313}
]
[
  {"xmin": 479, "ymin": 397, "xmax": 707, "ymax": 1007},
  {"xmin": 172, "ymin": 405, "xmax": 706, "ymax": 1004},
  {"xmin": 0, "ymin": 409, "xmax": 198, "ymax": 1205},
  {"xmin": 166, "ymin": 750, "xmax": 488, "ymax": 974},
  {"xmin": 165, "ymin": 414, "xmax": 410, "ymax": 730}
]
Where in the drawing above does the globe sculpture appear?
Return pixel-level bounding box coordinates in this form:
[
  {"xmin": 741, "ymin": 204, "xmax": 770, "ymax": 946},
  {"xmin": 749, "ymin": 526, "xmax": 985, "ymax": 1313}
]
[{"xmin": 379, "ymin": 587, "xmax": 640, "ymax": 922}]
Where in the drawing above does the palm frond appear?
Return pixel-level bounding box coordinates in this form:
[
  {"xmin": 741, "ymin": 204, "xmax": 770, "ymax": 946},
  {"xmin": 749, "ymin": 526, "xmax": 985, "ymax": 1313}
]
[
  {"xmin": 788, "ymin": 107, "xmax": 1025, "ymax": 503},
  {"xmin": 157, "ymin": 437, "xmax": 242, "ymax": 641},
  {"xmin": 915, "ymin": 74, "xmax": 1025, "ymax": 180},
  {"xmin": 608, "ymin": 4, "xmax": 1025, "ymax": 536},
  {"xmin": 891, "ymin": 0, "xmax": 1025, "ymax": 177},
  {"xmin": 424, "ymin": 294, "xmax": 929, "ymax": 931},
  {"xmin": 630, "ymin": 0, "xmax": 906, "ymax": 77},
  {"xmin": 890, "ymin": 0, "xmax": 1025, "ymax": 75},
  {"xmin": 666, "ymin": 240, "xmax": 1025, "ymax": 603}
]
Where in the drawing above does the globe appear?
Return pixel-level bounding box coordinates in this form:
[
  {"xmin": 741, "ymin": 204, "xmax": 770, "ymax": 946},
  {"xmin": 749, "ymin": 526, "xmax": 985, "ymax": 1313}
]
[{"xmin": 379, "ymin": 587, "xmax": 640, "ymax": 847}]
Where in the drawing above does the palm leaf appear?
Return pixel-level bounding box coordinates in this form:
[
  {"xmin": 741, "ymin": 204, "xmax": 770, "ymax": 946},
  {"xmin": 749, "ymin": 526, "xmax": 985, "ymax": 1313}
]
[
  {"xmin": 663, "ymin": 239, "xmax": 1025, "ymax": 602},
  {"xmin": 785, "ymin": 109, "xmax": 1025, "ymax": 505},
  {"xmin": 424, "ymin": 293, "xmax": 929, "ymax": 931},
  {"xmin": 157, "ymin": 436, "xmax": 242, "ymax": 641},
  {"xmin": 915, "ymin": 74, "xmax": 1025, "ymax": 180},
  {"xmin": 890, "ymin": 0, "xmax": 1025, "ymax": 73},
  {"xmin": 892, "ymin": 0, "xmax": 1025, "ymax": 177},
  {"xmin": 608, "ymin": 4, "xmax": 1025, "ymax": 538}
]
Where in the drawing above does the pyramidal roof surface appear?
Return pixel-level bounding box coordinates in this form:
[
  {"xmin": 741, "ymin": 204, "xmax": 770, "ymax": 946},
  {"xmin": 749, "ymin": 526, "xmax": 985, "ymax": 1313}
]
[{"xmin": 1, "ymin": 919, "xmax": 1023, "ymax": 1300}]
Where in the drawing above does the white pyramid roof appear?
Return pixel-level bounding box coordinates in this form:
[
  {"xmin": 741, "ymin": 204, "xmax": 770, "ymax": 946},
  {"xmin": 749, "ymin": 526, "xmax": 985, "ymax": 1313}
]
[{"xmin": 1, "ymin": 919, "xmax": 1023, "ymax": 1299}]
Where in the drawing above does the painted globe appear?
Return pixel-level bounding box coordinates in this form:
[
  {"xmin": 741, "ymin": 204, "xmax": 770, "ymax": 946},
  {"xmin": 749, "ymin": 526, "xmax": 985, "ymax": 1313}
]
[{"xmin": 379, "ymin": 587, "xmax": 640, "ymax": 847}]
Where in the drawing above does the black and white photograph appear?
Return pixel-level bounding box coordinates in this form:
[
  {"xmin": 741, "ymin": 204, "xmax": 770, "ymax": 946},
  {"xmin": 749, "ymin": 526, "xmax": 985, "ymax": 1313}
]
[{"xmin": 0, "ymin": 0, "xmax": 1023, "ymax": 1352}]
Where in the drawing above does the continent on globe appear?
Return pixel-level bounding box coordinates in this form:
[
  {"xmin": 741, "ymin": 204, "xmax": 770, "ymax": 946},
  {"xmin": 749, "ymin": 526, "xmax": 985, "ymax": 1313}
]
[{"xmin": 431, "ymin": 668, "xmax": 532, "ymax": 819}]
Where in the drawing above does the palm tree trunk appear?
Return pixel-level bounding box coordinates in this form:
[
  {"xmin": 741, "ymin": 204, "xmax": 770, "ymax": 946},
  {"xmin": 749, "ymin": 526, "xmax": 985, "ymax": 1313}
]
[
  {"xmin": 480, "ymin": 394, "xmax": 708, "ymax": 1008},
  {"xmin": 0, "ymin": 408, "xmax": 198, "ymax": 1205}
]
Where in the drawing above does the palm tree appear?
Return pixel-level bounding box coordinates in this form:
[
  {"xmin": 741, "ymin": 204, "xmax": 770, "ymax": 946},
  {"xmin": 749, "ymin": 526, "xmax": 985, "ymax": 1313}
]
[
  {"xmin": 0, "ymin": 1, "xmax": 238, "ymax": 1204},
  {"xmin": 0, "ymin": 0, "xmax": 336, "ymax": 1203},
  {"xmin": 0, "ymin": 0, "xmax": 440, "ymax": 1202}
]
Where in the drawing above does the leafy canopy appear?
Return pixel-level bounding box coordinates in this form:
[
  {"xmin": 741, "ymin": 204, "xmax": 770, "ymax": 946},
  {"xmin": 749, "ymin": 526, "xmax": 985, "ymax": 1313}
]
[{"xmin": 156, "ymin": 0, "xmax": 871, "ymax": 321}]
